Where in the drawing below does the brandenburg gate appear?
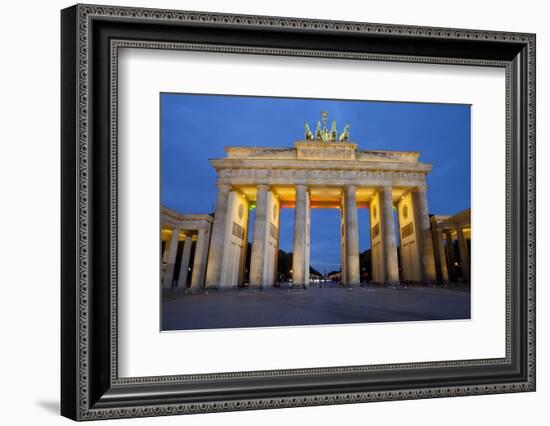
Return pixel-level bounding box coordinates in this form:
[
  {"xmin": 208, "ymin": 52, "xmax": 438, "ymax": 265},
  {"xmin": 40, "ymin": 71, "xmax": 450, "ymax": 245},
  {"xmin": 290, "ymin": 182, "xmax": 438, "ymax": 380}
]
[{"xmin": 199, "ymin": 112, "xmax": 437, "ymax": 289}]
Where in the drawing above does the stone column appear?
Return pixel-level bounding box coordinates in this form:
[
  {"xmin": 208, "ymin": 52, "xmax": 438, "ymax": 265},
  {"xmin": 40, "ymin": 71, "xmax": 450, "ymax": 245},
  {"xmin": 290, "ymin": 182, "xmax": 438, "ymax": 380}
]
[
  {"xmin": 444, "ymin": 231, "xmax": 456, "ymax": 281},
  {"xmin": 412, "ymin": 187, "xmax": 437, "ymax": 283},
  {"xmin": 395, "ymin": 201, "xmax": 403, "ymax": 282},
  {"xmin": 435, "ymin": 228, "xmax": 449, "ymax": 283},
  {"xmin": 381, "ymin": 187, "xmax": 399, "ymax": 285},
  {"xmin": 344, "ymin": 185, "xmax": 360, "ymax": 286},
  {"xmin": 273, "ymin": 218, "xmax": 280, "ymax": 285},
  {"xmin": 457, "ymin": 227, "xmax": 470, "ymax": 283},
  {"xmin": 205, "ymin": 184, "xmax": 232, "ymax": 288},
  {"xmin": 249, "ymin": 185, "xmax": 270, "ymax": 288},
  {"xmin": 161, "ymin": 238, "xmax": 169, "ymax": 264},
  {"xmin": 305, "ymin": 200, "xmax": 311, "ymax": 285},
  {"xmin": 162, "ymin": 226, "xmax": 180, "ymax": 289},
  {"xmin": 340, "ymin": 201, "xmax": 347, "ymax": 285},
  {"xmin": 238, "ymin": 207, "xmax": 250, "ymax": 287},
  {"xmin": 176, "ymin": 235, "xmax": 193, "ymax": 289},
  {"xmin": 292, "ymin": 184, "xmax": 309, "ymax": 288},
  {"xmin": 191, "ymin": 228, "xmax": 209, "ymax": 289}
]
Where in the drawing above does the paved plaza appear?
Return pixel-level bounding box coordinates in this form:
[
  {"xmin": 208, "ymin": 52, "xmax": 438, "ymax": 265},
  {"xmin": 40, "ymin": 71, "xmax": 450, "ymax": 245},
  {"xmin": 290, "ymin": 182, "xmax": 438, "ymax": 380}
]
[{"xmin": 161, "ymin": 283, "xmax": 471, "ymax": 331}]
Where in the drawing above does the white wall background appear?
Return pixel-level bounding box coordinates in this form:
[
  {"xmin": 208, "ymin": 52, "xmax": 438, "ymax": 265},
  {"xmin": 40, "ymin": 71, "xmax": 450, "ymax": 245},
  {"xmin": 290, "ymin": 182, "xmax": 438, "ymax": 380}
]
[{"xmin": 0, "ymin": 0, "xmax": 546, "ymax": 424}]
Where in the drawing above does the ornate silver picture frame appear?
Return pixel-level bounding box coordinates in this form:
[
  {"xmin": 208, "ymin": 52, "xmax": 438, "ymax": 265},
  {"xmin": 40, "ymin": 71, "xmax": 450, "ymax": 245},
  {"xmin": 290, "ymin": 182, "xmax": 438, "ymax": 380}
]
[{"xmin": 61, "ymin": 4, "xmax": 535, "ymax": 421}]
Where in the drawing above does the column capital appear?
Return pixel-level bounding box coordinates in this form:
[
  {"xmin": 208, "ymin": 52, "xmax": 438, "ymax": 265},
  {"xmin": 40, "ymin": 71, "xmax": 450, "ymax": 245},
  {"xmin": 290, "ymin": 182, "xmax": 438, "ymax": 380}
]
[
  {"xmin": 216, "ymin": 183, "xmax": 233, "ymax": 192},
  {"xmin": 415, "ymin": 185, "xmax": 428, "ymax": 192},
  {"xmin": 295, "ymin": 184, "xmax": 308, "ymax": 193},
  {"xmin": 344, "ymin": 185, "xmax": 358, "ymax": 194},
  {"xmin": 256, "ymin": 184, "xmax": 271, "ymax": 192}
]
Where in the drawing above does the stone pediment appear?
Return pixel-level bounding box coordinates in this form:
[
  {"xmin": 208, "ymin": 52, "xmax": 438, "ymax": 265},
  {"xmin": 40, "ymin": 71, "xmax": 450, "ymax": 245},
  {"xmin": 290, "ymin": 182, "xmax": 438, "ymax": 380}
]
[{"xmin": 295, "ymin": 141, "xmax": 358, "ymax": 160}]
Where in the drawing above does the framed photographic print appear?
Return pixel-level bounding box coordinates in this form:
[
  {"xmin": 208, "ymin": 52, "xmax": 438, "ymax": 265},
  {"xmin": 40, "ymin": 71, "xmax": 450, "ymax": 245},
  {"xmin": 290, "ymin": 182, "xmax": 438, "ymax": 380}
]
[{"xmin": 61, "ymin": 4, "xmax": 536, "ymax": 421}]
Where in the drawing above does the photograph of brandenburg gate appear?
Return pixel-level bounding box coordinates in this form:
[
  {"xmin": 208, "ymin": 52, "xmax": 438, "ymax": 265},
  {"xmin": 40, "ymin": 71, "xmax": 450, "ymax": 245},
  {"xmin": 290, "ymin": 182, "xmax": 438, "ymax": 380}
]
[{"xmin": 161, "ymin": 115, "xmax": 471, "ymax": 297}]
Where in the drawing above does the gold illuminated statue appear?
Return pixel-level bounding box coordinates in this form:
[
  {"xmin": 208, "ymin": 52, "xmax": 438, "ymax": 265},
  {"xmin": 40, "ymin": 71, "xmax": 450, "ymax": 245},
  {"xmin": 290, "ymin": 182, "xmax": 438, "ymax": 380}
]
[
  {"xmin": 315, "ymin": 121, "xmax": 323, "ymax": 141},
  {"xmin": 305, "ymin": 112, "xmax": 350, "ymax": 143},
  {"xmin": 330, "ymin": 121, "xmax": 337, "ymax": 142},
  {"xmin": 338, "ymin": 124, "xmax": 350, "ymax": 142},
  {"xmin": 304, "ymin": 123, "xmax": 314, "ymax": 141}
]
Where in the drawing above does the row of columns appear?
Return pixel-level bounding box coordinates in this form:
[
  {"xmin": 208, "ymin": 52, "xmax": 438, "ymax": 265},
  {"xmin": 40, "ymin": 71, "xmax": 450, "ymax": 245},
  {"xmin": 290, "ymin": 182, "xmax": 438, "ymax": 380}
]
[
  {"xmin": 201, "ymin": 182, "xmax": 439, "ymax": 288},
  {"xmin": 162, "ymin": 227, "xmax": 210, "ymax": 290},
  {"xmin": 445, "ymin": 228, "xmax": 470, "ymax": 283},
  {"xmin": 433, "ymin": 227, "xmax": 470, "ymax": 284},
  {"xmin": 456, "ymin": 228, "xmax": 470, "ymax": 282}
]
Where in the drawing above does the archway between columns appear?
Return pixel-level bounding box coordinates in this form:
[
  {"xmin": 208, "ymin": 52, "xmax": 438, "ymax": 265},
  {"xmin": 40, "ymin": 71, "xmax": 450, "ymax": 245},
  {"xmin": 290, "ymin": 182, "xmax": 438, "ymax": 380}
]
[{"xmin": 309, "ymin": 207, "xmax": 341, "ymax": 284}]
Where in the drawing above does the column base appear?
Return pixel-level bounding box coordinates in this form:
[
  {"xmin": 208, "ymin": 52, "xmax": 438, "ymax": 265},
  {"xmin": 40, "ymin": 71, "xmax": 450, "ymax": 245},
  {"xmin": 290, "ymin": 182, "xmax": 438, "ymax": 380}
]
[
  {"xmin": 239, "ymin": 285, "xmax": 261, "ymax": 292},
  {"xmin": 247, "ymin": 281, "xmax": 276, "ymax": 290},
  {"xmin": 292, "ymin": 283, "xmax": 308, "ymax": 289},
  {"xmin": 217, "ymin": 284, "xmax": 240, "ymax": 291},
  {"xmin": 202, "ymin": 285, "xmax": 219, "ymax": 291},
  {"xmin": 174, "ymin": 285, "xmax": 189, "ymax": 292},
  {"xmin": 248, "ymin": 284, "xmax": 269, "ymax": 290},
  {"xmin": 181, "ymin": 287, "xmax": 221, "ymax": 295},
  {"xmin": 189, "ymin": 285, "xmax": 205, "ymax": 291}
]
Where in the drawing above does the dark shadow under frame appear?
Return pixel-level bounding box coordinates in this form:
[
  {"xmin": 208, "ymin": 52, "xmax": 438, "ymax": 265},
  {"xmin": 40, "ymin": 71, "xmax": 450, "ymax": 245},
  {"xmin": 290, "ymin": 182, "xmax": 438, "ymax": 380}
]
[{"xmin": 61, "ymin": 4, "xmax": 535, "ymax": 421}]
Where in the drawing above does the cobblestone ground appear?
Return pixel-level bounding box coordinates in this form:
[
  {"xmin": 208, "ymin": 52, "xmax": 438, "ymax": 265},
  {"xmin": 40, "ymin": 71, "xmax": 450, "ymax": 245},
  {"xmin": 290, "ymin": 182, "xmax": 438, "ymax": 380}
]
[{"xmin": 161, "ymin": 283, "xmax": 471, "ymax": 331}]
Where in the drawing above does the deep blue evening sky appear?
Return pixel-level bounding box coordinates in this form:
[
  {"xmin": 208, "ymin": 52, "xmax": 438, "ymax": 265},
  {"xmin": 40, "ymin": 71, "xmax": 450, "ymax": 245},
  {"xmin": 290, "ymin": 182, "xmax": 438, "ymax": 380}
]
[{"xmin": 161, "ymin": 93, "xmax": 470, "ymax": 273}]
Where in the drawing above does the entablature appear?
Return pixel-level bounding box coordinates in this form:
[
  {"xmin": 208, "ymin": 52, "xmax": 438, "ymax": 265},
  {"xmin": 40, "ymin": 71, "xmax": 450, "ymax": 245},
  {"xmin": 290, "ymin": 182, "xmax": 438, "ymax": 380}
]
[{"xmin": 215, "ymin": 168, "xmax": 427, "ymax": 188}]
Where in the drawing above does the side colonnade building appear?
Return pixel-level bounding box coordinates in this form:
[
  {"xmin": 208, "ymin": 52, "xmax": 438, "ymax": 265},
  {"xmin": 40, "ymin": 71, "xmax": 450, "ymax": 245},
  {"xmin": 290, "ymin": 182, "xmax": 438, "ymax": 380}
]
[
  {"xmin": 430, "ymin": 209, "xmax": 471, "ymax": 284},
  {"xmin": 161, "ymin": 209, "xmax": 213, "ymax": 290}
]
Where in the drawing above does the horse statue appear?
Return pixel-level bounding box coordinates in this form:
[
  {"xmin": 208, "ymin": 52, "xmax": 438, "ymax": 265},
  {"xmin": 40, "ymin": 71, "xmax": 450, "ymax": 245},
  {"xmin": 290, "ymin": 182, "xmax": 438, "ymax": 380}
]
[
  {"xmin": 304, "ymin": 123, "xmax": 314, "ymax": 141},
  {"xmin": 315, "ymin": 121, "xmax": 323, "ymax": 141},
  {"xmin": 330, "ymin": 121, "xmax": 338, "ymax": 142},
  {"xmin": 338, "ymin": 124, "xmax": 350, "ymax": 142}
]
